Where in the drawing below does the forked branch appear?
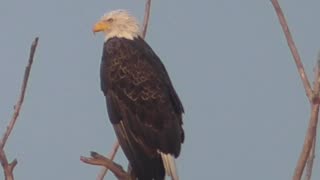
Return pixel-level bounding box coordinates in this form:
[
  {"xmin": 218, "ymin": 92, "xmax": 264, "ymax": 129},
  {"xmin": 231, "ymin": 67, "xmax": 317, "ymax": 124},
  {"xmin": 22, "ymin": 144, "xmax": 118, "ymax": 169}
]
[
  {"xmin": 0, "ymin": 37, "xmax": 39, "ymax": 180},
  {"xmin": 270, "ymin": 1, "xmax": 320, "ymax": 180},
  {"xmin": 304, "ymin": 53, "xmax": 320, "ymax": 180},
  {"xmin": 80, "ymin": 152, "xmax": 131, "ymax": 180},
  {"xmin": 97, "ymin": 140, "xmax": 120, "ymax": 179}
]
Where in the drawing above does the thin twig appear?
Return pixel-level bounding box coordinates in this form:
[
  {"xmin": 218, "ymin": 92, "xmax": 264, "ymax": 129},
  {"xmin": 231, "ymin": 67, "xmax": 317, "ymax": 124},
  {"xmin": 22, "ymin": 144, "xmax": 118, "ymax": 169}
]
[
  {"xmin": 142, "ymin": 0, "xmax": 152, "ymax": 38},
  {"xmin": 0, "ymin": 37, "xmax": 39, "ymax": 149},
  {"xmin": 81, "ymin": 152, "xmax": 131, "ymax": 180},
  {"xmin": 0, "ymin": 37, "xmax": 39, "ymax": 180},
  {"xmin": 304, "ymin": 53, "xmax": 320, "ymax": 180},
  {"xmin": 270, "ymin": 0, "xmax": 313, "ymax": 102},
  {"xmin": 96, "ymin": 1, "xmax": 152, "ymax": 179}
]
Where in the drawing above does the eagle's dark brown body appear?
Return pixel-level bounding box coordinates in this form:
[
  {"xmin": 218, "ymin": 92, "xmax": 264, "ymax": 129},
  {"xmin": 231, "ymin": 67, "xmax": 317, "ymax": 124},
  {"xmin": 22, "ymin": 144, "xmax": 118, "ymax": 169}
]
[{"xmin": 100, "ymin": 37, "xmax": 184, "ymax": 180}]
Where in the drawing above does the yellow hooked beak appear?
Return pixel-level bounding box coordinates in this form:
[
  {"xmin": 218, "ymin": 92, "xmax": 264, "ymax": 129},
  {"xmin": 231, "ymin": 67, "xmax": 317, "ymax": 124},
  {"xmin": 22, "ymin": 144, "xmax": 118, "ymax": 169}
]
[{"xmin": 92, "ymin": 21, "xmax": 110, "ymax": 33}]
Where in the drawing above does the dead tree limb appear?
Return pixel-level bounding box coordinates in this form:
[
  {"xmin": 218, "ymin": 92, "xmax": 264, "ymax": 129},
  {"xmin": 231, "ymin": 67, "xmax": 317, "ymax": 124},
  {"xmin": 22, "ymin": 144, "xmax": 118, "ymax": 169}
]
[
  {"xmin": 0, "ymin": 37, "xmax": 39, "ymax": 180},
  {"xmin": 0, "ymin": 37, "xmax": 39, "ymax": 149},
  {"xmin": 297, "ymin": 100, "xmax": 320, "ymax": 180},
  {"xmin": 95, "ymin": 1, "xmax": 152, "ymax": 179},
  {"xmin": 305, "ymin": 138, "xmax": 316, "ymax": 180},
  {"xmin": 304, "ymin": 53, "xmax": 320, "ymax": 180},
  {"xmin": 270, "ymin": 1, "xmax": 320, "ymax": 180},
  {"xmin": 81, "ymin": 152, "xmax": 131, "ymax": 180},
  {"xmin": 97, "ymin": 140, "xmax": 120, "ymax": 180},
  {"xmin": 270, "ymin": 0, "xmax": 313, "ymax": 102},
  {"xmin": 0, "ymin": 149, "xmax": 17, "ymax": 180}
]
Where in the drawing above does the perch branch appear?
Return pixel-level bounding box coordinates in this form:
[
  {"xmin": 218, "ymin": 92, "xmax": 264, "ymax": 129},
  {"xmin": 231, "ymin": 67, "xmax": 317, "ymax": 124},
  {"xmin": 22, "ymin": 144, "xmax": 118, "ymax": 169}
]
[
  {"xmin": 97, "ymin": 141, "xmax": 120, "ymax": 180},
  {"xmin": 0, "ymin": 37, "xmax": 39, "ymax": 180},
  {"xmin": 81, "ymin": 152, "xmax": 131, "ymax": 180},
  {"xmin": 96, "ymin": 1, "xmax": 152, "ymax": 179}
]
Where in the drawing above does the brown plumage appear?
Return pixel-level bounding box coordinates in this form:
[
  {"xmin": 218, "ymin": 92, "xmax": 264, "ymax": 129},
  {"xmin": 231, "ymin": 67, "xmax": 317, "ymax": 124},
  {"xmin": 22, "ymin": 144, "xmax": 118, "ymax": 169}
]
[{"xmin": 94, "ymin": 10, "xmax": 184, "ymax": 180}]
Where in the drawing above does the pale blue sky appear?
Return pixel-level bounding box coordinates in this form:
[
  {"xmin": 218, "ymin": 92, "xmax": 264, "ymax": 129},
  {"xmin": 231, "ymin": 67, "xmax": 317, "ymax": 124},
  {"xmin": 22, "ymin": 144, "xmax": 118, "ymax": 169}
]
[{"xmin": 1, "ymin": 0, "xmax": 320, "ymax": 179}]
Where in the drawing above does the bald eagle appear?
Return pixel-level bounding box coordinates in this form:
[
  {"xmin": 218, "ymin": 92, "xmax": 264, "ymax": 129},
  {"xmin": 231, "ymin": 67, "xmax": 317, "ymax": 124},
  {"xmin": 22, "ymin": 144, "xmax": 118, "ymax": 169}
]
[{"xmin": 93, "ymin": 10, "xmax": 184, "ymax": 180}]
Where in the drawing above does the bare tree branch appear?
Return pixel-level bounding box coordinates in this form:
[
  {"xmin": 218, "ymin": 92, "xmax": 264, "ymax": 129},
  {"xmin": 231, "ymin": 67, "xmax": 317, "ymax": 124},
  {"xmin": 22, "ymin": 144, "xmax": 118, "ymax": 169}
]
[
  {"xmin": 270, "ymin": 0, "xmax": 313, "ymax": 102},
  {"xmin": 0, "ymin": 37, "xmax": 39, "ymax": 180},
  {"xmin": 97, "ymin": 141, "xmax": 120, "ymax": 180},
  {"xmin": 304, "ymin": 53, "xmax": 320, "ymax": 180},
  {"xmin": 270, "ymin": 1, "xmax": 320, "ymax": 180},
  {"xmin": 295, "ymin": 100, "xmax": 320, "ymax": 180},
  {"xmin": 142, "ymin": 0, "xmax": 152, "ymax": 38},
  {"xmin": 81, "ymin": 152, "xmax": 131, "ymax": 180},
  {"xmin": 0, "ymin": 37, "xmax": 39, "ymax": 149},
  {"xmin": 304, "ymin": 137, "xmax": 316, "ymax": 180},
  {"xmin": 0, "ymin": 149, "xmax": 17, "ymax": 180},
  {"xmin": 96, "ymin": 1, "xmax": 152, "ymax": 179}
]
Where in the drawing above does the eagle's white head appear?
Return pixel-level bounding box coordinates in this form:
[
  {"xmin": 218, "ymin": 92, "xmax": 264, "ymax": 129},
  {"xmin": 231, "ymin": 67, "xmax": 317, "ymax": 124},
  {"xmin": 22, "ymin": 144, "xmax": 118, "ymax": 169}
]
[{"xmin": 93, "ymin": 10, "xmax": 141, "ymax": 40}]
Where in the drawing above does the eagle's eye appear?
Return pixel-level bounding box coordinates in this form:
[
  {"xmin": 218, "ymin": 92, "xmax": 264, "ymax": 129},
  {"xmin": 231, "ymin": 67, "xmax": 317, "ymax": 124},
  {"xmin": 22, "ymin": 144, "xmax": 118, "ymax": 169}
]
[{"xmin": 106, "ymin": 18, "xmax": 114, "ymax": 23}]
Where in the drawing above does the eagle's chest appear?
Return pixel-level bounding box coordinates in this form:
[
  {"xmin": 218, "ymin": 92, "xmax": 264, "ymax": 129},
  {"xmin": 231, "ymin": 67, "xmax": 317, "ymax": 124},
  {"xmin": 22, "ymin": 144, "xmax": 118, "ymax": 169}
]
[
  {"xmin": 100, "ymin": 38, "xmax": 158, "ymax": 98},
  {"xmin": 101, "ymin": 39, "xmax": 130, "ymax": 79}
]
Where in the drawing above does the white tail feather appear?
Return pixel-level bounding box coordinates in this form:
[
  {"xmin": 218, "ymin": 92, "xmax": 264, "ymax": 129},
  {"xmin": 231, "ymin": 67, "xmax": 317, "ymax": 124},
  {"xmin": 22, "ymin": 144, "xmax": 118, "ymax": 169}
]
[{"xmin": 160, "ymin": 153, "xmax": 179, "ymax": 180}]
